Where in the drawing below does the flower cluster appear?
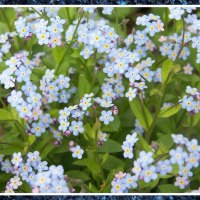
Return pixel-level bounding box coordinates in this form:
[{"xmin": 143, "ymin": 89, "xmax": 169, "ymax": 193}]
[
  {"xmin": 0, "ymin": 151, "xmax": 70, "ymax": 193},
  {"xmin": 0, "ymin": 51, "xmax": 42, "ymax": 89},
  {"xmin": 15, "ymin": 8, "xmax": 65, "ymax": 47},
  {"xmin": 169, "ymin": 7, "xmax": 196, "ymax": 20},
  {"xmin": 7, "ymin": 68, "xmax": 74, "ymax": 140},
  {"xmin": 180, "ymin": 86, "xmax": 200, "ymax": 113},
  {"xmin": 111, "ymin": 134, "xmax": 200, "ymax": 192},
  {"xmin": 160, "ymin": 7, "xmax": 200, "ymax": 65},
  {"xmin": 122, "ymin": 132, "xmax": 138, "ymax": 159},
  {"xmin": 171, "ymin": 134, "xmax": 200, "ymax": 189},
  {"xmin": 83, "ymin": 7, "xmax": 113, "ymax": 15},
  {"xmin": 66, "ymin": 15, "xmax": 163, "ymax": 103},
  {"xmin": 0, "ymin": 7, "xmax": 200, "ymax": 193},
  {"xmin": 0, "ymin": 32, "xmax": 16, "ymax": 62}
]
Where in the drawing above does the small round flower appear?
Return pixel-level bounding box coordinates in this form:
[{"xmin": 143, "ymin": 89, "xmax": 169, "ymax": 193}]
[
  {"xmin": 186, "ymin": 139, "xmax": 200, "ymax": 153},
  {"xmin": 169, "ymin": 147, "xmax": 188, "ymax": 166},
  {"xmin": 11, "ymin": 152, "xmax": 23, "ymax": 167},
  {"xmin": 156, "ymin": 160, "xmax": 172, "ymax": 175},
  {"xmin": 178, "ymin": 165, "xmax": 193, "ymax": 178},
  {"xmin": 122, "ymin": 143, "xmax": 133, "ymax": 159},
  {"xmin": 183, "ymin": 64, "xmax": 193, "ymax": 75},
  {"xmin": 69, "ymin": 121, "xmax": 84, "ymax": 136},
  {"xmin": 71, "ymin": 145, "xmax": 84, "ymax": 159},
  {"xmin": 102, "ymin": 7, "xmax": 113, "ymax": 15},
  {"xmin": 175, "ymin": 176, "xmax": 189, "ymax": 189},
  {"xmin": 99, "ymin": 110, "xmax": 114, "ymax": 125},
  {"xmin": 1, "ymin": 159, "xmax": 13, "ymax": 173},
  {"xmin": 9, "ymin": 176, "xmax": 22, "ymax": 190},
  {"xmin": 124, "ymin": 173, "xmax": 137, "ymax": 189},
  {"xmin": 125, "ymin": 132, "xmax": 138, "ymax": 146},
  {"xmin": 125, "ymin": 87, "xmax": 137, "ymax": 101},
  {"xmin": 111, "ymin": 178, "xmax": 126, "ymax": 193},
  {"xmin": 141, "ymin": 165, "xmax": 158, "ymax": 183},
  {"xmin": 132, "ymin": 161, "xmax": 142, "ymax": 177},
  {"xmin": 138, "ymin": 151, "xmax": 154, "ymax": 167},
  {"xmin": 98, "ymin": 131, "xmax": 107, "ymax": 142},
  {"xmin": 56, "ymin": 75, "xmax": 70, "ymax": 90}
]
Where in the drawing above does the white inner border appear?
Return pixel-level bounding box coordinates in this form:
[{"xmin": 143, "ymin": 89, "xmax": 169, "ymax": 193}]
[{"xmin": 0, "ymin": 4, "xmax": 199, "ymax": 196}]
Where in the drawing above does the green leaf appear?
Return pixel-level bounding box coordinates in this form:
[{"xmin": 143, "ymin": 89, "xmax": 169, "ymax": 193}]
[
  {"xmin": 78, "ymin": 74, "xmax": 91, "ymax": 99},
  {"xmin": 136, "ymin": 133, "xmax": 152, "ymax": 152},
  {"xmin": 73, "ymin": 158, "xmax": 88, "ymax": 167},
  {"xmin": 0, "ymin": 87, "xmax": 10, "ymax": 98},
  {"xmin": 98, "ymin": 139, "xmax": 122, "ymax": 153},
  {"xmin": 157, "ymin": 134, "xmax": 174, "ymax": 150},
  {"xmin": 0, "ymin": 109, "xmax": 14, "ymax": 121},
  {"xmin": 161, "ymin": 59, "xmax": 174, "ymax": 83},
  {"xmin": 66, "ymin": 170, "xmax": 90, "ymax": 181},
  {"xmin": 73, "ymin": 157, "xmax": 101, "ymax": 181},
  {"xmin": 28, "ymin": 135, "xmax": 36, "ymax": 146},
  {"xmin": 158, "ymin": 184, "xmax": 181, "ymax": 193},
  {"xmin": 138, "ymin": 178, "xmax": 159, "ymax": 190},
  {"xmin": 129, "ymin": 98, "xmax": 153, "ymax": 131},
  {"xmin": 160, "ymin": 104, "xmax": 181, "ymax": 118},
  {"xmin": 191, "ymin": 111, "xmax": 200, "ymax": 126},
  {"xmin": 150, "ymin": 88, "xmax": 162, "ymax": 96},
  {"xmin": 101, "ymin": 169, "xmax": 116, "ymax": 193},
  {"xmin": 102, "ymin": 155, "xmax": 125, "ymax": 171},
  {"xmin": 161, "ymin": 59, "xmax": 181, "ymax": 85},
  {"xmin": 101, "ymin": 116, "xmax": 120, "ymax": 132},
  {"xmin": 20, "ymin": 181, "xmax": 31, "ymax": 193},
  {"xmin": 40, "ymin": 143, "xmax": 55, "ymax": 159}
]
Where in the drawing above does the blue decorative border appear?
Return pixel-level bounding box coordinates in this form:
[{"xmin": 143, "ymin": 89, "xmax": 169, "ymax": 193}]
[
  {"xmin": 0, "ymin": 0, "xmax": 199, "ymax": 4},
  {"xmin": 0, "ymin": 196, "xmax": 199, "ymax": 199}
]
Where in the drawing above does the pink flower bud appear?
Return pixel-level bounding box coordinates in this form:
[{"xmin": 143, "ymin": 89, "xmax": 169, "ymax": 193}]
[
  {"xmin": 69, "ymin": 140, "xmax": 74, "ymax": 148},
  {"xmin": 112, "ymin": 106, "xmax": 118, "ymax": 115},
  {"xmin": 54, "ymin": 141, "xmax": 62, "ymax": 146},
  {"xmin": 64, "ymin": 130, "xmax": 71, "ymax": 136}
]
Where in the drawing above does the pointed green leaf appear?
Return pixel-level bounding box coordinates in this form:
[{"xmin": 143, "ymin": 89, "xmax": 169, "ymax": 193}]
[{"xmin": 130, "ymin": 98, "xmax": 153, "ymax": 131}]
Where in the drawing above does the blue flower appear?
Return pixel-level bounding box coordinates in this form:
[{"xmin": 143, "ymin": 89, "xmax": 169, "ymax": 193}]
[
  {"xmin": 156, "ymin": 160, "xmax": 172, "ymax": 175},
  {"xmin": 141, "ymin": 165, "xmax": 158, "ymax": 183},
  {"xmin": 99, "ymin": 110, "xmax": 114, "ymax": 125},
  {"xmin": 71, "ymin": 145, "xmax": 84, "ymax": 159},
  {"xmin": 138, "ymin": 151, "xmax": 154, "ymax": 167},
  {"xmin": 169, "ymin": 147, "xmax": 188, "ymax": 166},
  {"xmin": 69, "ymin": 121, "xmax": 84, "ymax": 136},
  {"xmin": 14, "ymin": 66, "xmax": 31, "ymax": 83}
]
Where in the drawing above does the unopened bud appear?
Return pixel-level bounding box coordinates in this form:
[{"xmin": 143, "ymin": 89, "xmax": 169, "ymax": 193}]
[
  {"xmin": 69, "ymin": 140, "xmax": 74, "ymax": 148},
  {"xmin": 78, "ymin": 8, "xmax": 84, "ymax": 15},
  {"xmin": 112, "ymin": 106, "xmax": 118, "ymax": 115},
  {"xmin": 54, "ymin": 140, "xmax": 62, "ymax": 146},
  {"xmin": 120, "ymin": 19, "xmax": 130, "ymax": 25},
  {"xmin": 64, "ymin": 130, "xmax": 71, "ymax": 136}
]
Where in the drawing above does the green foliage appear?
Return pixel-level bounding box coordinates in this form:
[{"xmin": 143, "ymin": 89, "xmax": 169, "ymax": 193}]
[
  {"xmin": 0, "ymin": 7, "xmax": 200, "ymax": 194},
  {"xmin": 129, "ymin": 98, "xmax": 153, "ymax": 131}
]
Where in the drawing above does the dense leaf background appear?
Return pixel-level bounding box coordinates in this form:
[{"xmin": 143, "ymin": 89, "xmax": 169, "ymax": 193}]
[{"xmin": 0, "ymin": 7, "xmax": 200, "ymax": 193}]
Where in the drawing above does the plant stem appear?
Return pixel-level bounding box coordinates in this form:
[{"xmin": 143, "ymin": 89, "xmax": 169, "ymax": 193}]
[
  {"xmin": 1, "ymin": 9, "xmax": 12, "ymax": 31},
  {"xmin": 66, "ymin": 8, "xmax": 71, "ymax": 23},
  {"xmin": 138, "ymin": 95, "xmax": 150, "ymax": 130},
  {"xmin": 145, "ymin": 17, "xmax": 186, "ymax": 142},
  {"xmin": 31, "ymin": 8, "xmax": 49, "ymax": 22},
  {"xmin": 159, "ymin": 101, "xmax": 181, "ymax": 116},
  {"xmin": 55, "ymin": 11, "xmax": 84, "ymax": 74},
  {"xmin": 115, "ymin": 8, "xmax": 119, "ymax": 45},
  {"xmin": 0, "ymin": 98, "xmax": 6, "ymax": 108}
]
